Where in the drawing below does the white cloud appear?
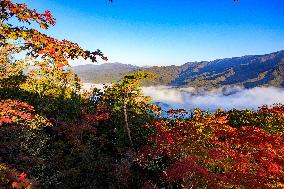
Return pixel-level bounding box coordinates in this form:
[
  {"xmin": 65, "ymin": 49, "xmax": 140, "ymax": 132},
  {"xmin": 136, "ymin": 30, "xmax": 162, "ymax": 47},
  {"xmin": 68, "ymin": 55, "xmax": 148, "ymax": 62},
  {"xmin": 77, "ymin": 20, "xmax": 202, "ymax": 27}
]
[
  {"xmin": 84, "ymin": 83, "xmax": 284, "ymax": 112},
  {"xmin": 142, "ymin": 86, "xmax": 284, "ymax": 112}
]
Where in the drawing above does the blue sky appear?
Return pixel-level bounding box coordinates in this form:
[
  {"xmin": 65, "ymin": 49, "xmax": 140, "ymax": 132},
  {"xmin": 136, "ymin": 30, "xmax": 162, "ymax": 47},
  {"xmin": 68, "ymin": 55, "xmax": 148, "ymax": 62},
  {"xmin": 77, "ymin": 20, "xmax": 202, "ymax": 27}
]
[{"xmin": 16, "ymin": 0, "xmax": 284, "ymax": 66}]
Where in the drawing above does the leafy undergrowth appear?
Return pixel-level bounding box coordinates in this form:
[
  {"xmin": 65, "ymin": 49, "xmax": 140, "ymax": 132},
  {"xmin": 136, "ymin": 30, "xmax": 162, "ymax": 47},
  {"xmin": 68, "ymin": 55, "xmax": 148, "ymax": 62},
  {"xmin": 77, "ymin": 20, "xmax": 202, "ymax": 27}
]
[{"xmin": 1, "ymin": 49, "xmax": 284, "ymax": 188}]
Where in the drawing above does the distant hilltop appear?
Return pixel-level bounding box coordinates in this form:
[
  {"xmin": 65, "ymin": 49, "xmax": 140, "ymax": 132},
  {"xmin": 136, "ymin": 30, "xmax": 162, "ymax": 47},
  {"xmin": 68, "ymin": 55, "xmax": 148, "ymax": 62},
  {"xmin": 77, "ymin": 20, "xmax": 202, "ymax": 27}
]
[{"xmin": 73, "ymin": 50, "xmax": 284, "ymax": 89}]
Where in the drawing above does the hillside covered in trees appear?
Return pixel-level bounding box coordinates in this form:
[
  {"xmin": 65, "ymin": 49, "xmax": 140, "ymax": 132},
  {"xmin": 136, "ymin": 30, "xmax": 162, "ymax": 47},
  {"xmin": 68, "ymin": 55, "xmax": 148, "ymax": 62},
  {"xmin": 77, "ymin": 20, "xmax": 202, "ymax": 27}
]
[{"xmin": 74, "ymin": 50, "xmax": 284, "ymax": 89}]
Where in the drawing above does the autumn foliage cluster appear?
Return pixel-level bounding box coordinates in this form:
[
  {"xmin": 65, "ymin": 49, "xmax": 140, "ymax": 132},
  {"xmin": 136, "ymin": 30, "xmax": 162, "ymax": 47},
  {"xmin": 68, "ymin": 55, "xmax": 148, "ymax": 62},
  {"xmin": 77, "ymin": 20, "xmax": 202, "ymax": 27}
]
[
  {"xmin": 0, "ymin": 1, "xmax": 284, "ymax": 188},
  {"xmin": 137, "ymin": 109, "xmax": 284, "ymax": 188}
]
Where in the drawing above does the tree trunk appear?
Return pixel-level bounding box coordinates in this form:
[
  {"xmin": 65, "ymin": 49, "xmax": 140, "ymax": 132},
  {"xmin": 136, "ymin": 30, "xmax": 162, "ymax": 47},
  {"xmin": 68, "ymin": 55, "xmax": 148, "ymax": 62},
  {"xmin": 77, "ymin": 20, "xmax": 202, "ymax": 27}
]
[{"xmin": 123, "ymin": 93, "xmax": 134, "ymax": 149}]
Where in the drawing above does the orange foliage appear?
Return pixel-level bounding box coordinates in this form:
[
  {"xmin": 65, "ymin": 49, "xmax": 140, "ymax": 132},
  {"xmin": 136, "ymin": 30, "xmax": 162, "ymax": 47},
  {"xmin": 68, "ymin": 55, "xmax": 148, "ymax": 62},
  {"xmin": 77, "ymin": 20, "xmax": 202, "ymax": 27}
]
[
  {"xmin": 0, "ymin": 99, "xmax": 51, "ymax": 128},
  {"xmin": 0, "ymin": 0, "xmax": 108, "ymax": 67}
]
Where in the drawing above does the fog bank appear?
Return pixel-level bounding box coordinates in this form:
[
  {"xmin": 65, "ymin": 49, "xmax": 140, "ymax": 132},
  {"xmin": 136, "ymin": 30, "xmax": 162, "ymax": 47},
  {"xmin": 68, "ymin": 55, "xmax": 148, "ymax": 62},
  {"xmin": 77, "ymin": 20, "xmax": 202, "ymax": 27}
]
[
  {"xmin": 142, "ymin": 86, "xmax": 284, "ymax": 112},
  {"xmin": 83, "ymin": 83, "xmax": 284, "ymax": 112}
]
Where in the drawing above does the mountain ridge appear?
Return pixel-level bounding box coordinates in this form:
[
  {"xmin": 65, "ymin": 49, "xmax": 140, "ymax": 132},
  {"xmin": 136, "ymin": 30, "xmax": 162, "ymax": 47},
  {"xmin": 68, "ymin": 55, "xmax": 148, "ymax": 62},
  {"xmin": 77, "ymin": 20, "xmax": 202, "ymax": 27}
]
[{"xmin": 73, "ymin": 50, "xmax": 284, "ymax": 89}]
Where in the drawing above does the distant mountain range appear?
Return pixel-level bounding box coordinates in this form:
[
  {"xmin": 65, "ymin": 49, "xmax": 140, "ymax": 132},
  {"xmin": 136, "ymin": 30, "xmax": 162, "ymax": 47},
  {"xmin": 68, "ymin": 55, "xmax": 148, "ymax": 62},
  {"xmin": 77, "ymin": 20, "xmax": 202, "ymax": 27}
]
[{"xmin": 73, "ymin": 50, "xmax": 284, "ymax": 89}]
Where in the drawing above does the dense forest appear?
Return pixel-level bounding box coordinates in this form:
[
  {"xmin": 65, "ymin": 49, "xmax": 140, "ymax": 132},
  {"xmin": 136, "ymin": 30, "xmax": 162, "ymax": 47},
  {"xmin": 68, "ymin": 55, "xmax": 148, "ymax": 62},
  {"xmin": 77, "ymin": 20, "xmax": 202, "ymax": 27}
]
[{"xmin": 1, "ymin": 1, "xmax": 284, "ymax": 189}]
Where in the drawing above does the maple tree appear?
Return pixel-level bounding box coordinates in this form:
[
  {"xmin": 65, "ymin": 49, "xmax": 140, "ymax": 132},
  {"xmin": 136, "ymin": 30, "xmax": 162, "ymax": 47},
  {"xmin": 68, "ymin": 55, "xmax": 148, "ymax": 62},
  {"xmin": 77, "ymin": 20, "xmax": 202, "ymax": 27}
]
[
  {"xmin": 0, "ymin": 0, "xmax": 108, "ymax": 67},
  {"xmin": 0, "ymin": 99, "xmax": 51, "ymax": 127}
]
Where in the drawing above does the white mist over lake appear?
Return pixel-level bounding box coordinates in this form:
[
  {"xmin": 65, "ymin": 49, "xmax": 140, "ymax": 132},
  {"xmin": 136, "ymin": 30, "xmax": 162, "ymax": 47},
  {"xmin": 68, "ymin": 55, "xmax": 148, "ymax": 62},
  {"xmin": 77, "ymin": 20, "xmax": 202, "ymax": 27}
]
[
  {"xmin": 83, "ymin": 83, "xmax": 284, "ymax": 112},
  {"xmin": 142, "ymin": 86, "xmax": 284, "ymax": 112}
]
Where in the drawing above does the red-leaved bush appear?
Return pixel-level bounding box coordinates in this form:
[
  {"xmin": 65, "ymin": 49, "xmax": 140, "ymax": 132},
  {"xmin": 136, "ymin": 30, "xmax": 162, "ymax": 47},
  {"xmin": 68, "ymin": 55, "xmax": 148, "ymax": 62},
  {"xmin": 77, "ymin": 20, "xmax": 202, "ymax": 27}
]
[
  {"xmin": 0, "ymin": 163, "xmax": 32, "ymax": 189},
  {"xmin": 0, "ymin": 99, "xmax": 51, "ymax": 128},
  {"xmin": 136, "ymin": 110, "xmax": 284, "ymax": 188}
]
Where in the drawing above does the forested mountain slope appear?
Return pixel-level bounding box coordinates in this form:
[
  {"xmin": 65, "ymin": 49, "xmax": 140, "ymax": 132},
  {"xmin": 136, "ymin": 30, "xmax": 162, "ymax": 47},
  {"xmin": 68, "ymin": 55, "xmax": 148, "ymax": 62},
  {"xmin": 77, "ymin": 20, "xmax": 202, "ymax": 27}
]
[
  {"xmin": 74, "ymin": 50, "xmax": 284, "ymax": 89},
  {"xmin": 72, "ymin": 62, "xmax": 138, "ymax": 83}
]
